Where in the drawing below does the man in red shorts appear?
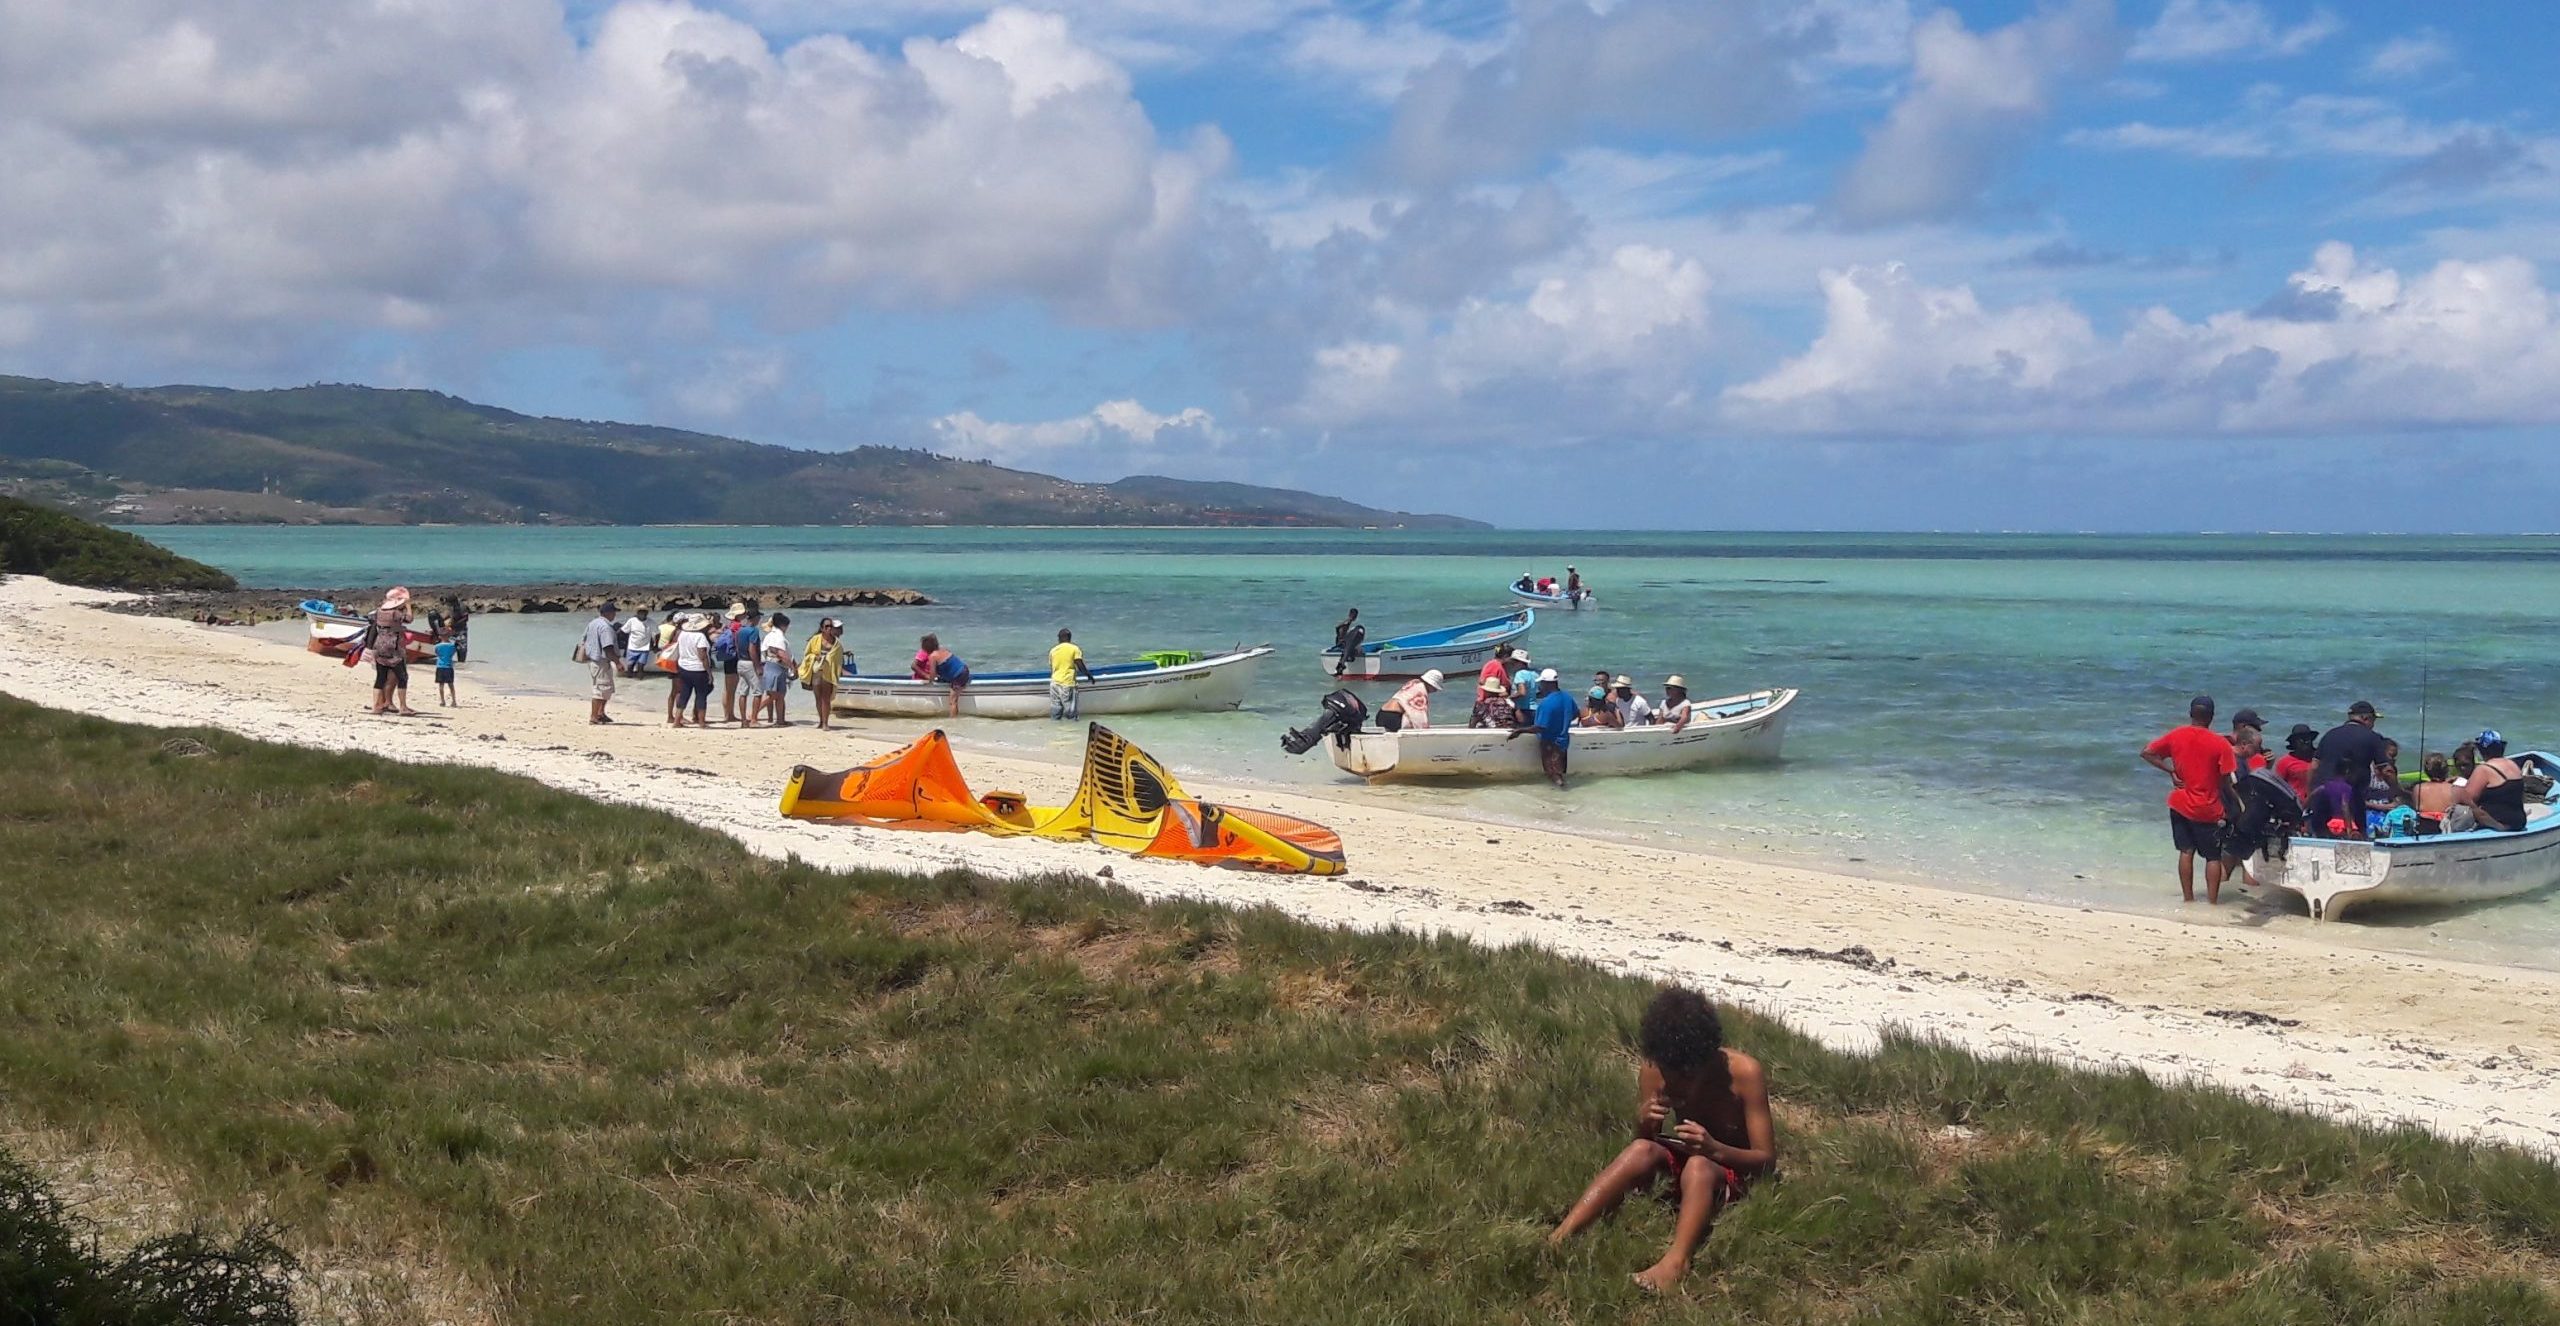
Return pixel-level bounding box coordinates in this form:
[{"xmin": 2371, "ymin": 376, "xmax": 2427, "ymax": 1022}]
[{"xmin": 2142, "ymin": 694, "xmax": 2239, "ymax": 904}]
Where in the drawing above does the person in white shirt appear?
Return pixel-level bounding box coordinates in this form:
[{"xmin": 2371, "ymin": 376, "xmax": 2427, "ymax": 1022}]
[
  {"xmin": 621, "ymin": 610, "xmax": 653, "ymax": 676},
  {"xmin": 1613, "ymin": 675, "xmax": 1653, "ymax": 727},
  {"xmin": 671, "ymin": 613, "xmax": 714, "ymax": 727},
  {"xmin": 1658, "ymin": 676, "xmax": 1694, "ymax": 732},
  {"xmin": 759, "ymin": 614, "xmax": 793, "ymax": 726},
  {"xmin": 1379, "ymin": 669, "xmax": 1443, "ymax": 731}
]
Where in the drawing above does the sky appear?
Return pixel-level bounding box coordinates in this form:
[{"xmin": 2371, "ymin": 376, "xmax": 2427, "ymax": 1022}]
[{"xmin": 2, "ymin": 0, "xmax": 2556, "ymax": 530}]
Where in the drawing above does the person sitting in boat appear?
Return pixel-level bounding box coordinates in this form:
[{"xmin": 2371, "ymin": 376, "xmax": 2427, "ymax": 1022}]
[
  {"xmin": 1514, "ymin": 572, "xmax": 1536, "ymax": 594},
  {"xmin": 1480, "ymin": 643, "xmax": 1518, "ymax": 693},
  {"xmin": 1509, "ymin": 650, "xmax": 1537, "ymax": 700},
  {"xmin": 1659, "ymin": 677, "xmax": 1694, "ymax": 733},
  {"xmin": 2412, "ymin": 753, "xmax": 2461, "ymax": 829},
  {"xmin": 1538, "ymin": 577, "xmax": 1557, "ymax": 594},
  {"xmin": 1588, "ymin": 670, "xmax": 1612, "ymax": 706},
  {"xmin": 1469, "ymin": 674, "xmax": 1515, "ymax": 729},
  {"xmin": 1613, "ymin": 676, "xmax": 1653, "ymax": 728},
  {"xmin": 1332, "ymin": 608, "xmax": 1365, "ymax": 677},
  {"xmin": 1378, "ymin": 669, "xmax": 1442, "ymax": 732},
  {"xmin": 2458, "ymin": 731, "xmax": 2533, "ymax": 832},
  {"xmin": 913, "ymin": 633, "xmax": 970, "ymax": 717},
  {"xmin": 2361, "ymin": 742, "xmax": 2410, "ymax": 834},
  {"xmin": 2451, "ymin": 740, "xmax": 2480, "ymax": 783},
  {"xmin": 1579, "ymin": 692, "xmax": 1623, "ymax": 729}
]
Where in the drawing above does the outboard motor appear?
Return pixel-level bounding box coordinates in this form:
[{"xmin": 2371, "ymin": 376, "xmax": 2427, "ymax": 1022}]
[
  {"xmin": 2228, "ymin": 768, "xmax": 2303, "ymax": 862},
  {"xmin": 1281, "ymin": 689, "xmax": 1368, "ymax": 755}
]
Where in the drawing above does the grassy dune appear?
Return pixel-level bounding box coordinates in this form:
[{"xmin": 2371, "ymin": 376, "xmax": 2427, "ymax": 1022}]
[{"xmin": 1, "ymin": 697, "xmax": 2556, "ymax": 1323}]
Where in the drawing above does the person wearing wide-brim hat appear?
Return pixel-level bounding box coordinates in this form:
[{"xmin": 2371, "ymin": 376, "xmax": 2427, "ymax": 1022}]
[
  {"xmin": 1612, "ymin": 674, "xmax": 1654, "ymax": 728},
  {"xmin": 1659, "ymin": 676, "xmax": 1695, "ymax": 733},
  {"xmin": 1381, "ymin": 668, "xmax": 1443, "ymax": 732},
  {"xmin": 1469, "ymin": 670, "xmax": 1515, "ymax": 729},
  {"xmin": 369, "ymin": 586, "xmax": 418, "ymax": 717},
  {"xmin": 802, "ymin": 618, "xmax": 848, "ymax": 731},
  {"xmin": 670, "ymin": 612, "xmax": 717, "ymax": 727}
]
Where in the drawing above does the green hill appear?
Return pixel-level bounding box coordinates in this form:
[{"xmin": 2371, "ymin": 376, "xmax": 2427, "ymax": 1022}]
[
  {"xmin": 0, "ymin": 376, "xmax": 1486, "ymax": 529},
  {"xmin": 0, "ymin": 495, "xmax": 235, "ymax": 591}
]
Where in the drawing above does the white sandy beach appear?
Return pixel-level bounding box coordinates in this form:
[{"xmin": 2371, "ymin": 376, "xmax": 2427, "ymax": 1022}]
[{"xmin": 6, "ymin": 574, "xmax": 2560, "ymax": 1154}]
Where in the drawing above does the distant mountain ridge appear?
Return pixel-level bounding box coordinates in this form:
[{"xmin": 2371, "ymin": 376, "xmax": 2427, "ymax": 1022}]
[{"xmin": 0, "ymin": 376, "xmax": 1487, "ymax": 529}]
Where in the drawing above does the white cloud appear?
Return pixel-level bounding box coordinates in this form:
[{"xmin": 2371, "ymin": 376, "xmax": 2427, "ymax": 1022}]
[
  {"xmin": 930, "ymin": 398, "xmax": 1221, "ymax": 476},
  {"xmin": 2364, "ymin": 30, "xmax": 2455, "ymax": 82},
  {"xmin": 715, "ymin": 0, "xmax": 1321, "ymax": 67},
  {"xmin": 1292, "ymin": 244, "xmax": 1714, "ymax": 435},
  {"xmin": 2127, "ymin": 0, "xmax": 2340, "ymax": 63},
  {"xmin": 1282, "ymin": 13, "xmax": 1504, "ymax": 102},
  {"xmin": 1725, "ymin": 244, "xmax": 2560, "ymax": 434},
  {"xmin": 1379, "ymin": 0, "xmax": 1825, "ymax": 188},
  {"xmin": 1832, "ymin": 0, "xmax": 2121, "ymax": 227},
  {"xmin": 0, "ymin": 1, "xmax": 1223, "ymax": 368}
]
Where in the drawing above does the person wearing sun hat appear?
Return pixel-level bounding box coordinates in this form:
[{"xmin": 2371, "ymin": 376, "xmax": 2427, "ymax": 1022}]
[
  {"xmin": 1659, "ymin": 676, "xmax": 1694, "ymax": 732},
  {"xmin": 671, "ymin": 612, "xmax": 717, "ymax": 727},
  {"xmin": 579, "ymin": 599, "xmax": 620, "ymax": 724},
  {"xmin": 368, "ymin": 586, "xmax": 418, "ymax": 717},
  {"xmin": 1612, "ymin": 675, "xmax": 1653, "ymax": 727},
  {"xmin": 1381, "ymin": 668, "xmax": 1443, "ymax": 732},
  {"xmin": 1469, "ymin": 669, "xmax": 1515, "ymax": 728}
]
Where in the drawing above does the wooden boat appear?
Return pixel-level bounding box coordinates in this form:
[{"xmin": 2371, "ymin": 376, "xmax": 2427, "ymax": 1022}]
[
  {"xmin": 1508, "ymin": 582, "xmax": 1595, "ymax": 610},
  {"xmin": 1322, "ymin": 610, "xmax": 1533, "ymax": 681},
  {"xmin": 304, "ymin": 602, "xmax": 437, "ymax": 665},
  {"xmin": 2261, "ymin": 753, "xmax": 2560, "ymax": 921},
  {"xmin": 1328, "ymin": 687, "xmax": 1795, "ymax": 781},
  {"xmin": 831, "ymin": 646, "xmax": 1271, "ymax": 719}
]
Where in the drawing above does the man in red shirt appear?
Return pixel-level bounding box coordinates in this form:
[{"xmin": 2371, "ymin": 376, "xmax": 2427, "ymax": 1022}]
[{"xmin": 2141, "ymin": 695, "xmax": 2239, "ymax": 904}]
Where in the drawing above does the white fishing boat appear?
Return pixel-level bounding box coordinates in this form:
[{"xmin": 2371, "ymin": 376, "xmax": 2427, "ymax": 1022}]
[
  {"xmin": 1327, "ymin": 687, "xmax": 1796, "ymax": 781},
  {"xmin": 1323, "ymin": 610, "xmax": 1533, "ymax": 682},
  {"xmin": 2261, "ymin": 754, "xmax": 2560, "ymax": 921},
  {"xmin": 1508, "ymin": 583, "xmax": 1595, "ymax": 610},
  {"xmin": 832, "ymin": 646, "xmax": 1271, "ymax": 720}
]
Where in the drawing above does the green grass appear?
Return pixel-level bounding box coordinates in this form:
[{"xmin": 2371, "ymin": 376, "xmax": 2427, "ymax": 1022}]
[
  {"xmin": 0, "ymin": 494, "xmax": 236, "ymax": 591},
  {"xmin": 0, "ymin": 695, "xmax": 2555, "ymax": 1324}
]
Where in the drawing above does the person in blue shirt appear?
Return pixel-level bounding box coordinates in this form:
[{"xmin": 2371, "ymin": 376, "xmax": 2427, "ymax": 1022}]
[
  {"xmin": 1507, "ymin": 668, "xmax": 1577, "ymax": 788},
  {"xmin": 433, "ymin": 633, "xmax": 460, "ymax": 708}
]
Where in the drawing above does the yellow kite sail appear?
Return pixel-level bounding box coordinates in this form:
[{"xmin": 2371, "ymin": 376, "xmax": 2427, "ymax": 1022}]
[{"xmin": 781, "ymin": 725, "xmax": 1345, "ymax": 875}]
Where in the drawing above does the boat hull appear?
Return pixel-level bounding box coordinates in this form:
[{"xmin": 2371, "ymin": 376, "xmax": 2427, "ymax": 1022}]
[
  {"xmin": 1322, "ymin": 611, "xmax": 1533, "ymax": 682},
  {"xmin": 831, "ymin": 647, "xmax": 1270, "ymax": 719},
  {"xmin": 1328, "ymin": 688, "xmax": 1794, "ymax": 781},
  {"xmin": 1509, "ymin": 588, "xmax": 1594, "ymax": 611},
  {"xmin": 306, "ymin": 611, "xmax": 437, "ymax": 665},
  {"xmin": 2263, "ymin": 805, "xmax": 2560, "ymax": 922}
]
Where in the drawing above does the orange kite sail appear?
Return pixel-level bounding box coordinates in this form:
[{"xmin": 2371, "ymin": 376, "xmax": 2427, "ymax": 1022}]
[{"xmin": 780, "ymin": 725, "xmax": 1346, "ymax": 875}]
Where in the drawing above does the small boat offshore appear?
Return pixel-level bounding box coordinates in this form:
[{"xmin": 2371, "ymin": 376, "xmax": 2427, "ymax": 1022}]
[
  {"xmin": 832, "ymin": 646, "xmax": 1271, "ymax": 719},
  {"xmin": 1323, "ymin": 610, "xmax": 1533, "ymax": 682}
]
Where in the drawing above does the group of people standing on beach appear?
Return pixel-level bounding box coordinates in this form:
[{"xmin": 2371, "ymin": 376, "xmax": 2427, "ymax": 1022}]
[
  {"xmin": 355, "ymin": 586, "xmax": 461, "ymax": 716},
  {"xmin": 581, "ymin": 601, "xmax": 847, "ymax": 731},
  {"xmin": 2144, "ymin": 695, "xmax": 2543, "ymax": 904}
]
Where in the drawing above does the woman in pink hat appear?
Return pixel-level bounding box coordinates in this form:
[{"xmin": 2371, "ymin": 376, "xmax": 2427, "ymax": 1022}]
[{"xmin": 368, "ymin": 587, "xmax": 416, "ymax": 716}]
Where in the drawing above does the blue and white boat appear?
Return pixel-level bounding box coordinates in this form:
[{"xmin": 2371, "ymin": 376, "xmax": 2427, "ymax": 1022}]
[
  {"xmin": 1321, "ymin": 610, "xmax": 1533, "ymax": 682},
  {"xmin": 2263, "ymin": 752, "xmax": 2560, "ymax": 921},
  {"xmin": 831, "ymin": 646, "xmax": 1271, "ymax": 719}
]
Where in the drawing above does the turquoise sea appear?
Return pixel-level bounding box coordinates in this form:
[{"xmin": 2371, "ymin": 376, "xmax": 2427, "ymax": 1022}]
[{"xmin": 148, "ymin": 526, "xmax": 2560, "ymax": 969}]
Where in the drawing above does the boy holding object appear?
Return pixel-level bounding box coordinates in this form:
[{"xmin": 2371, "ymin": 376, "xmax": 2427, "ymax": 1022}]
[{"xmin": 1550, "ymin": 987, "xmax": 1776, "ymax": 1293}]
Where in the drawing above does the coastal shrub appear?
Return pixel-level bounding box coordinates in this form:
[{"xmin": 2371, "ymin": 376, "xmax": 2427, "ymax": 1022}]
[
  {"xmin": 0, "ymin": 696, "xmax": 2554, "ymax": 1324},
  {"xmin": 0, "ymin": 1147, "xmax": 299, "ymax": 1325},
  {"xmin": 0, "ymin": 495, "xmax": 236, "ymax": 591}
]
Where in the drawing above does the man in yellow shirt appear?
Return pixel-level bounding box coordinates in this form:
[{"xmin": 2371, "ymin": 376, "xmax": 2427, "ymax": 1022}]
[{"xmin": 1049, "ymin": 628, "xmax": 1096, "ymax": 720}]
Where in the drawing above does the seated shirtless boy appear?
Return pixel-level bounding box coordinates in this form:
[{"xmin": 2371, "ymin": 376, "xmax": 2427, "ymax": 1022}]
[{"xmin": 1549, "ymin": 986, "xmax": 1776, "ymax": 1292}]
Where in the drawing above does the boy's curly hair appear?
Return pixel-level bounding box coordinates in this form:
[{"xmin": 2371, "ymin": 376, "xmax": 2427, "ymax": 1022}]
[{"xmin": 1638, "ymin": 986, "xmax": 1724, "ymax": 1076}]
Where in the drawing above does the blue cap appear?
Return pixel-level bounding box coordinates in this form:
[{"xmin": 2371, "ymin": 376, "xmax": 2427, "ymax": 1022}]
[{"xmin": 2478, "ymin": 728, "xmax": 2504, "ymax": 748}]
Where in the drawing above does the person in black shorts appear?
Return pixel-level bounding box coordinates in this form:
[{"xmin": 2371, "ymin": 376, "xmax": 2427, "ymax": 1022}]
[{"xmin": 2141, "ymin": 695, "xmax": 2239, "ymax": 903}]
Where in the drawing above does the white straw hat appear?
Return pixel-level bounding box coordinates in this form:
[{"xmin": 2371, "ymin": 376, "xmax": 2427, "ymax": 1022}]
[
  {"xmin": 1665, "ymin": 674, "xmax": 1687, "ymax": 689},
  {"xmin": 1420, "ymin": 669, "xmax": 1444, "ymax": 689}
]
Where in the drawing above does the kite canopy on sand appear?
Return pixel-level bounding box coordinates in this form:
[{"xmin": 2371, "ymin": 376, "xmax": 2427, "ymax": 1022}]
[{"xmin": 780, "ymin": 724, "xmax": 1347, "ymax": 876}]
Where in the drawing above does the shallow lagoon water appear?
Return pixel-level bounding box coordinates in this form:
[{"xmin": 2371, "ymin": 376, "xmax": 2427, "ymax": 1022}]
[{"xmin": 166, "ymin": 525, "xmax": 2560, "ymax": 970}]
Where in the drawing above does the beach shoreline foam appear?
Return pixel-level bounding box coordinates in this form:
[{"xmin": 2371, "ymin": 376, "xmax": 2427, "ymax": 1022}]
[{"xmin": 5, "ymin": 573, "xmax": 2558, "ymax": 1154}]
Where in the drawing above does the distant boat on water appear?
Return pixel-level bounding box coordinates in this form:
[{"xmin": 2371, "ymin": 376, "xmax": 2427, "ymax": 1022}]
[{"xmin": 1324, "ymin": 610, "xmax": 1533, "ymax": 681}]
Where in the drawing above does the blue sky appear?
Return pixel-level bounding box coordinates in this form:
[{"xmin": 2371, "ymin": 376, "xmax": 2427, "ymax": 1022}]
[{"xmin": 2, "ymin": 0, "xmax": 2556, "ymax": 529}]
